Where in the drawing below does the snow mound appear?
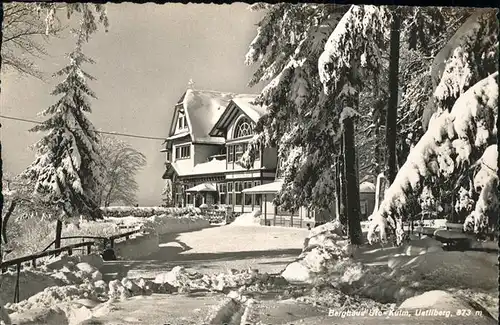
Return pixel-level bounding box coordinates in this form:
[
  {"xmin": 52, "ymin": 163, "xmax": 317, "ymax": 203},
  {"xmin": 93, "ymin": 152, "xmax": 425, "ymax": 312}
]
[
  {"xmin": 153, "ymin": 266, "xmax": 283, "ymax": 293},
  {"xmin": 399, "ymin": 290, "xmax": 472, "ymax": 310},
  {"xmin": 5, "ymin": 283, "xmax": 103, "ymax": 316},
  {"xmin": 1, "ymin": 254, "xmax": 104, "ymax": 308},
  {"xmin": 282, "ymin": 220, "xmax": 361, "ymax": 286},
  {"xmin": 352, "ymin": 249, "xmax": 498, "ymax": 304},
  {"xmin": 307, "ymin": 219, "xmax": 344, "ymax": 238},
  {"xmin": 230, "ymin": 210, "xmax": 262, "ymax": 226}
]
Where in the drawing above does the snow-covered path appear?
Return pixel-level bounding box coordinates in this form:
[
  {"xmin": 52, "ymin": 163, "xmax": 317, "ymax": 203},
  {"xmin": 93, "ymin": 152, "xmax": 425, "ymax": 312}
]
[{"xmin": 102, "ymin": 225, "xmax": 309, "ymax": 281}]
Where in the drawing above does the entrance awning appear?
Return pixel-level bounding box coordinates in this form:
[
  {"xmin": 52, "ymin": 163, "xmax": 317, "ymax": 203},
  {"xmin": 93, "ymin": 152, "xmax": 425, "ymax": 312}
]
[
  {"xmin": 185, "ymin": 183, "xmax": 217, "ymax": 193},
  {"xmin": 242, "ymin": 181, "xmax": 283, "ymax": 194}
]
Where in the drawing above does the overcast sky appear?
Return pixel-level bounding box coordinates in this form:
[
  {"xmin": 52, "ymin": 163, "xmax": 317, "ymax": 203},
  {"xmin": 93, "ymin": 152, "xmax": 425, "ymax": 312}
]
[{"xmin": 1, "ymin": 3, "xmax": 265, "ymax": 206}]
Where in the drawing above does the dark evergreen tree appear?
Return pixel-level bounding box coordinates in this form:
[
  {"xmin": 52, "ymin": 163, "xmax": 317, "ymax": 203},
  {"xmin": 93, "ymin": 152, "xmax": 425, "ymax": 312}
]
[{"xmin": 21, "ymin": 27, "xmax": 105, "ymax": 248}]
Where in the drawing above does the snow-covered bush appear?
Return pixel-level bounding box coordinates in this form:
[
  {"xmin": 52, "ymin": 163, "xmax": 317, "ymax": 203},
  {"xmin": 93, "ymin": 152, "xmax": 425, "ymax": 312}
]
[{"xmin": 100, "ymin": 206, "xmax": 201, "ymax": 219}]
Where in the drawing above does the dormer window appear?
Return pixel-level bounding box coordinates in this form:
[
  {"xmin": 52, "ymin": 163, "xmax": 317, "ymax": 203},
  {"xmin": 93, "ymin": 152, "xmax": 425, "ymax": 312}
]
[
  {"xmin": 234, "ymin": 118, "xmax": 252, "ymax": 138},
  {"xmin": 178, "ymin": 114, "xmax": 187, "ymax": 130}
]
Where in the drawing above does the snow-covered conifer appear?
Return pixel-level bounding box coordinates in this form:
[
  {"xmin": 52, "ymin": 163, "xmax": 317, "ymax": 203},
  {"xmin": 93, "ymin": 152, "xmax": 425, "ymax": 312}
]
[
  {"xmin": 242, "ymin": 3, "xmax": 350, "ymax": 210},
  {"xmin": 367, "ymin": 10, "xmax": 497, "ymax": 245},
  {"xmin": 368, "ymin": 72, "xmax": 498, "ymax": 245},
  {"xmin": 22, "ymin": 27, "xmax": 105, "ymax": 221}
]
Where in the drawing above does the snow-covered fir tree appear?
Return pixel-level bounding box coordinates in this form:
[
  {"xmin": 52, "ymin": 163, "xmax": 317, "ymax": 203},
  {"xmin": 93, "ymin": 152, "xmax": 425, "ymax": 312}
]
[
  {"xmin": 242, "ymin": 3, "xmax": 350, "ymax": 211},
  {"xmin": 22, "ymin": 27, "xmax": 105, "ymax": 222},
  {"xmin": 367, "ymin": 9, "xmax": 498, "ymax": 245}
]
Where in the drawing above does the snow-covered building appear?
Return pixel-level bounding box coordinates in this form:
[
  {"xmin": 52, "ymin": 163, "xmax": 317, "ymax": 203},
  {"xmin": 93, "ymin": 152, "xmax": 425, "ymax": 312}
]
[{"xmin": 161, "ymin": 89, "xmax": 277, "ymax": 214}]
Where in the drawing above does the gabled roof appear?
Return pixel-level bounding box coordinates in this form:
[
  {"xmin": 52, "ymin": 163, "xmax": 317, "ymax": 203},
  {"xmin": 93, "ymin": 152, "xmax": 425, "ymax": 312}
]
[
  {"xmin": 209, "ymin": 95, "xmax": 267, "ymax": 137},
  {"xmin": 167, "ymin": 89, "xmax": 260, "ymax": 145}
]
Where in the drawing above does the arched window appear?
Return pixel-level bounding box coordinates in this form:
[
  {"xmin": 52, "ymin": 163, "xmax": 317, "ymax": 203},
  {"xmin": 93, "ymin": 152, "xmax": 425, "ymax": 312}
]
[{"xmin": 234, "ymin": 118, "xmax": 253, "ymax": 138}]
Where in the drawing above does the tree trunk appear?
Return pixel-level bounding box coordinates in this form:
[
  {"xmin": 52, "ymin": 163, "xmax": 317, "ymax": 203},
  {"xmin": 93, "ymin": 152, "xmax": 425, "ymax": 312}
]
[
  {"xmin": 0, "ymin": 141, "xmax": 3, "ymax": 263},
  {"xmin": 373, "ymin": 98, "xmax": 385, "ymax": 175},
  {"xmin": 2, "ymin": 199, "xmax": 17, "ymax": 244},
  {"xmin": 334, "ymin": 157, "xmax": 342, "ymax": 222},
  {"xmin": 386, "ymin": 8, "xmax": 401, "ymax": 185},
  {"xmin": 343, "ymin": 118, "xmax": 362, "ymax": 245},
  {"xmin": 338, "ymin": 137, "xmax": 348, "ymax": 227}
]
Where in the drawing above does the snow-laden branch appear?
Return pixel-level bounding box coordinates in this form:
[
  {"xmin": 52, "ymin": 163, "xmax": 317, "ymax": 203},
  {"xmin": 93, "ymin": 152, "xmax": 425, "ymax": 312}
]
[
  {"xmin": 368, "ymin": 72, "xmax": 498, "ymax": 245},
  {"xmin": 463, "ymin": 144, "xmax": 498, "ymax": 233},
  {"xmin": 318, "ymin": 5, "xmax": 390, "ymax": 97},
  {"xmin": 422, "ymin": 9, "xmax": 498, "ymax": 130}
]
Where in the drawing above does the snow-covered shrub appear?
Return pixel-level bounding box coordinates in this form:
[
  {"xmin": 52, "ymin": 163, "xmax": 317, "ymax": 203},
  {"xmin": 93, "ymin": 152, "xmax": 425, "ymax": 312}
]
[{"xmin": 100, "ymin": 206, "xmax": 202, "ymax": 219}]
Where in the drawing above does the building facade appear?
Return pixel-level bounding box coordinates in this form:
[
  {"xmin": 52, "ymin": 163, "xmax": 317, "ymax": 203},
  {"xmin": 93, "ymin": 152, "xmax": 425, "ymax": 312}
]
[{"xmin": 161, "ymin": 89, "xmax": 277, "ymax": 215}]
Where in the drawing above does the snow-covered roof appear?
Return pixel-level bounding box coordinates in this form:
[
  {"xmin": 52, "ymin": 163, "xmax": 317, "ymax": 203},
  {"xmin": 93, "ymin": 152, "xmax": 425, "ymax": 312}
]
[
  {"xmin": 231, "ymin": 96, "xmax": 268, "ymax": 123},
  {"xmin": 242, "ymin": 181, "xmax": 283, "ymax": 194},
  {"xmin": 166, "ymin": 131, "xmax": 190, "ymax": 141},
  {"xmin": 185, "ymin": 183, "xmax": 217, "ymax": 192},
  {"xmin": 169, "ymin": 89, "xmax": 258, "ymax": 145},
  {"xmin": 171, "ymin": 158, "xmax": 227, "ymax": 177},
  {"xmin": 191, "ymin": 158, "xmax": 227, "ymax": 175},
  {"xmin": 209, "ymin": 95, "xmax": 267, "ymax": 137},
  {"xmin": 359, "ymin": 181, "xmax": 376, "ymax": 193}
]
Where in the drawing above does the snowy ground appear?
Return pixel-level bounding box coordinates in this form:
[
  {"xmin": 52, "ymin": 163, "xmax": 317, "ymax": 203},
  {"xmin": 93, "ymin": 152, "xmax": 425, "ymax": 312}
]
[
  {"xmin": 101, "ymin": 224, "xmax": 308, "ymax": 281},
  {"xmin": 2, "ymin": 217, "xmax": 497, "ymax": 325}
]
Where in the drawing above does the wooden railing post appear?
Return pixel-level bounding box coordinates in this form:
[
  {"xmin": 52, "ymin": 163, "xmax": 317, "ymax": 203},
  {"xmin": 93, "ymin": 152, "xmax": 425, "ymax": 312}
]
[{"xmin": 14, "ymin": 263, "xmax": 21, "ymax": 303}]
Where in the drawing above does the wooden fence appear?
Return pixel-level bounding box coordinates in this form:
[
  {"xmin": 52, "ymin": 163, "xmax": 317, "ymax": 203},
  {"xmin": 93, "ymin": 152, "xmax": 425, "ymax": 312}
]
[{"xmin": 0, "ymin": 229, "xmax": 143, "ymax": 303}]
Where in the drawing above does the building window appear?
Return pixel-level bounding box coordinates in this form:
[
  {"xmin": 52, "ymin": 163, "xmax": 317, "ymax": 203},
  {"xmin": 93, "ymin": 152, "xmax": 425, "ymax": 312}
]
[
  {"xmin": 227, "ymin": 145, "xmax": 235, "ymax": 162},
  {"xmin": 254, "ymin": 144, "xmax": 260, "ymax": 161},
  {"xmin": 175, "ymin": 144, "xmax": 190, "ymax": 160},
  {"xmin": 235, "ymin": 143, "xmax": 247, "ymax": 162},
  {"xmin": 360, "ymin": 200, "xmax": 368, "ymax": 218},
  {"xmin": 186, "ymin": 193, "xmax": 193, "ymax": 205},
  {"xmin": 243, "ymin": 181, "xmax": 253, "ymax": 206},
  {"xmin": 252, "ymin": 181, "xmax": 261, "ymax": 207},
  {"xmin": 206, "ymin": 194, "xmax": 214, "ymax": 205},
  {"xmin": 227, "ymin": 182, "xmax": 233, "ymax": 205},
  {"xmin": 235, "ymin": 181, "xmax": 242, "ymax": 205},
  {"xmin": 218, "ymin": 183, "xmax": 227, "ymax": 205},
  {"xmin": 178, "ymin": 115, "xmax": 187, "ymax": 130},
  {"xmin": 234, "ymin": 118, "xmax": 252, "ymax": 138},
  {"xmin": 255, "ymin": 194, "xmax": 262, "ymax": 208}
]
